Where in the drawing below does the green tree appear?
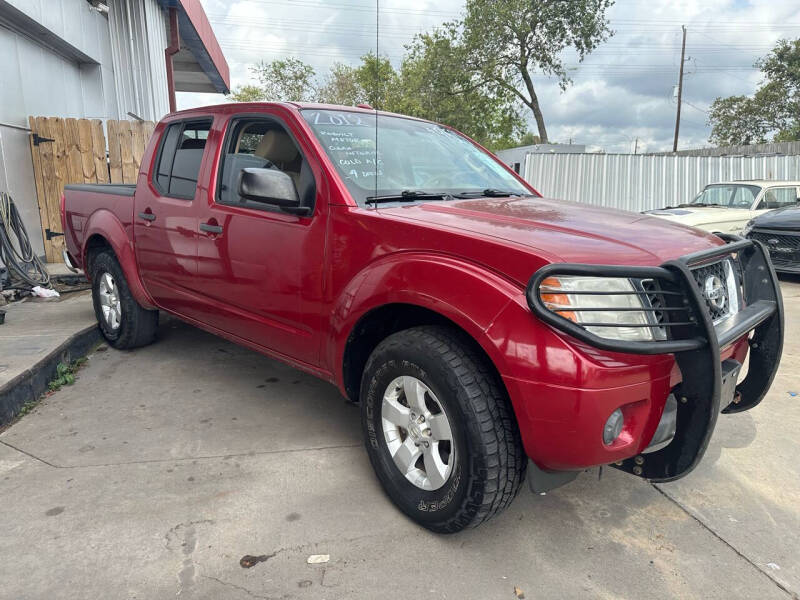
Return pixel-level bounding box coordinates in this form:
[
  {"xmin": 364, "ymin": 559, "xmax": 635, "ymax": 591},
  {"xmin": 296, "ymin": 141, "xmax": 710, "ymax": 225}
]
[
  {"xmin": 707, "ymin": 95, "xmax": 768, "ymax": 146},
  {"xmin": 315, "ymin": 54, "xmax": 400, "ymax": 110},
  {"xmin": 518, "ymin": 132, "xmax": 541, "ymax": 146},
  {"xmin": 461, "ymin": 0, "xmax": 615, "ymax": 143},
  {"xmin": 708, "ymin": 39, "xmax": 800, "ymax": 145},
  {"xmin": 230, "ymin": 57, "xmax": 317, "ymax": 102},
  {"xmin": 395, "ymin": 26, "xmax": 524, "ymax": 149},
  {"xmin": 229, "ymin": 84, "xmax": 268, "ymax": 102},
  {"xmin": 317, "ymin": 62, "xmax": 366, "ymax": 106},
  {"xmin": 354, "ymin": 53, "xmax": 399, "ymax": 110}
]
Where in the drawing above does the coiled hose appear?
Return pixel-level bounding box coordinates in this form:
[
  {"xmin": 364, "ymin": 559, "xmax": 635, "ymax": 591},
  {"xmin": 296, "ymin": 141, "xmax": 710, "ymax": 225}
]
[{"xmin": 0, "ymin": 191, "xmax": 50, "ymax": 288}]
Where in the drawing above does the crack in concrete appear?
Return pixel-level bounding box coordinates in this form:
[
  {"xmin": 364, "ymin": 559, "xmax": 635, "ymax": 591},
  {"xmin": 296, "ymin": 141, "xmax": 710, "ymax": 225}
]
[
  {"xmin": 0, "ymin": 439, "xmax": 60, "ymax": 468},
  {"xmin": 653, "ymin": 484, "xmax": 799, "ymax": 599},
  {"xmin": 200, "ymin": 575, "xmax": 273, "ymax": 600},
  {"xmin": 0, "ymin": 439, "xmax": 361, "ymax": 469}
]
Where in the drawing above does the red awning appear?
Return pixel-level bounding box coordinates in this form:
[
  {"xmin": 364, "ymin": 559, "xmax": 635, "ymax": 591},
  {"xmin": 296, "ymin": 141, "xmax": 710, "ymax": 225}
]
[{"xmin": 157, "ymin": 0, "xmax": 230, "ymax": 94}]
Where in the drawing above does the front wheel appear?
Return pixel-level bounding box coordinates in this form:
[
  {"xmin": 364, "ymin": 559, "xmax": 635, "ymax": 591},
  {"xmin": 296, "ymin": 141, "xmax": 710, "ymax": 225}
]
[
  {"xmin": 90, "ymin": 250, "xmax": 158, "ymax": 349},
  {"xmin": 360, "ymin": 326, "xmax": 526, "ymax": 533}
]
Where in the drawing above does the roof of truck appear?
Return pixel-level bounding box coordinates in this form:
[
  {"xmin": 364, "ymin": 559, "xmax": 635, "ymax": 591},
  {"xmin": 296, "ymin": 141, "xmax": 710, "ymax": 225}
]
[{"xmin": 166, "ymin": 101, "xmax": 431, "ymax": 122}]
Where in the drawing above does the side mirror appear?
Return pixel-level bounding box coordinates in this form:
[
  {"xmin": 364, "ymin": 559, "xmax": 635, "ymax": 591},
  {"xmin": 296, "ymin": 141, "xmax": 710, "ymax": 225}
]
[{"xmin": 238, "ymin": 168, "xmax": 310, "ymax": 215}]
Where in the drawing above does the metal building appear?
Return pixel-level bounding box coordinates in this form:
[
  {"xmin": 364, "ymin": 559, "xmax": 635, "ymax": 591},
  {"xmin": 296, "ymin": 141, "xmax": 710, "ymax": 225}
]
[
  {"xmin": 495, "ymin": 143, "xmax": 586, "ymax": 176},
  {"xmin": 0, "ymin": 0, "xmax": 229, "ymax": 258}
]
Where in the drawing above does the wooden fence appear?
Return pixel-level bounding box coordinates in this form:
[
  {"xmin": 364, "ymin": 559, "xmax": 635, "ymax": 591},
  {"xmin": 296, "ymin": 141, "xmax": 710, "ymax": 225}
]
[
  {"xmin": 28, "ymin": 117, "xmax": 155, "ymax": 263},
  {"xmin": 651, "ymin": 140, "xmax": 800, "ymax": 157}
]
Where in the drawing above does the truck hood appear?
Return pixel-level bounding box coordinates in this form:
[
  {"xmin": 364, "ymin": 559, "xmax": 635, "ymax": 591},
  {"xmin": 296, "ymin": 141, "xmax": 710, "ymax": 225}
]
[
  {"xmin": 380, "ymin": 196, "xmax": 721, "ymax": 266},
  {"xmin": 751, "ymin": 205, "xmax": 800, "ymax": 230},
  {"xmin": 646, "ymin": 206, "xmax": 749, "ymax": 226}
]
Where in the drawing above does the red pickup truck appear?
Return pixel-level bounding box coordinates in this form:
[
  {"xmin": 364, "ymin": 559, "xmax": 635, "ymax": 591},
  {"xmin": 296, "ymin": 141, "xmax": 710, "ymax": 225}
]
[{"xmin": 62, "ymin": 103, "xmax": 784, "ymax": 533}]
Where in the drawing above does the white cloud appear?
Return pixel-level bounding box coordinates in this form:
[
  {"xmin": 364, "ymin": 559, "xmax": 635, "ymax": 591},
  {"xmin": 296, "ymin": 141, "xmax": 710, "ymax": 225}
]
[{"xmin": 179, "ymin": 0, "xmax": 800, "ymax": 152}]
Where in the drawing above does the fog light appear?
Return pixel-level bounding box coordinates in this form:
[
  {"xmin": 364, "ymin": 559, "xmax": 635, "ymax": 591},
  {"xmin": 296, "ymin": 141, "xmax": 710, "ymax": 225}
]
[{"xmin": 603, "ymin": 408, "xmax": 624, "ymax": 445}]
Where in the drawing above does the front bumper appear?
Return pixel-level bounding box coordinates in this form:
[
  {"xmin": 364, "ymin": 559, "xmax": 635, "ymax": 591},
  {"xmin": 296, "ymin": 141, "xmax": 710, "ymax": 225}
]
[
  {"xmin": 747, "ymin": 229, "xmax": 800, "ymax": 274},
  {"xmin": 525, "ymin": 236, "xmax": 784, "ymax": 482}
]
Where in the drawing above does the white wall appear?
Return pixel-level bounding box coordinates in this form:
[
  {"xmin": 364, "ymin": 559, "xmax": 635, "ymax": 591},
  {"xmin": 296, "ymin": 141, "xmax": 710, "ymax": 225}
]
[
  {"xmin": 0, "ymin": 0, "xmax": 119, "ymax": 257},
  {"xmin": 108, "ymin": 0, "xmax": 169, "ymax": 122},
  {"xmin": 0, "ymin": 0, "xmax": 169, "ymax": 259},
  {"xmin": 524, "ymin": 153, "xmax": 800, "ymax": 212}
]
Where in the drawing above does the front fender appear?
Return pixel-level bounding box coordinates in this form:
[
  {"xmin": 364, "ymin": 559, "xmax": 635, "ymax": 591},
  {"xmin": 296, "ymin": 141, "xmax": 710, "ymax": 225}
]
[
  {"xmin": 83, "ymin": 209, "xmax": 156, "ymax": 309},
  {"xmin": 329, "ymin": 252, "xmax": 525, "ymax": 390}
]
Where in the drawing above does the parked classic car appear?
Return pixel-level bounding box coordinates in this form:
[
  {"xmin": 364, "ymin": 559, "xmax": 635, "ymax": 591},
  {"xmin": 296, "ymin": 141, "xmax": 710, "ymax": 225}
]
[
  {"xmin": 745, "ymin": 205, "xmax": 800, "ymax": 273},
  {"xmin": 61, "ymin": 103, "xmax": 784, "ymax": 532},
  {"xmin": 647, "ymin": 180, "xmax": 800, "ymax": 234}
]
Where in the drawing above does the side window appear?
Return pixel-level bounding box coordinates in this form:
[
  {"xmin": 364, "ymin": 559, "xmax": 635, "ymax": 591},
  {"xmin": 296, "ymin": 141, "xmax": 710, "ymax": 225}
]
[
  {"xmin": 152, "ymin": 119, "xmax": 212, "ymax": 199},
  {"xmin": 761, "ymin": 187, "xmax": 799, "ymax": 209},
  {"xmin": 155, "ymin": 124, "xmax": 181, "ymax": 191},
  {"xmin": 217, "ymin": 118, "xmax": 316, "ymax": 211}
]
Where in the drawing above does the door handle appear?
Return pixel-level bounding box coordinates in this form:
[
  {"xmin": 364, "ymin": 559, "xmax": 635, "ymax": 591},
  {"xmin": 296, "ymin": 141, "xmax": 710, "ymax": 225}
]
[
  {"xmin": 199, "ymin": 222, "xmax": 223, "ymax": 234},
  {"xmin": 138, "ymin": 212, "xmax": 156, "ymax": 222}
]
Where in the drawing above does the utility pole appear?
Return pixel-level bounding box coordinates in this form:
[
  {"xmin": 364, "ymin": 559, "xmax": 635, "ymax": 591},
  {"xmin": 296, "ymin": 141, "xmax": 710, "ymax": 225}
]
[
  {"xmin": 672, "ymin": 25, "xmax": 687, "ymax": 153},
  {"xmin": 634, "ymin": 138, "xmax": 639, "ymax": 154}
]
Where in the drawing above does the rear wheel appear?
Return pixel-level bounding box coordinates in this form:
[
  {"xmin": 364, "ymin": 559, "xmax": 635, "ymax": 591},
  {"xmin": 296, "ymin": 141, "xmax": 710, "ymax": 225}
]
[
  {"xmin": 90, "ymin": 250, "xmax": 158, "ymax": 349},
  {"xmin": 360, "ymin": 325, "xmax": 526, "ymax": 533}
]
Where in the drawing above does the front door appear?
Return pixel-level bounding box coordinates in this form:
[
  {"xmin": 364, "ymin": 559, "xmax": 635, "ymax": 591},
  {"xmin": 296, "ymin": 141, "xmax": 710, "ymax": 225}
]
[
  {"xmin": 753, "ymin": 186, "xmax": 800, "ymax": 217},
  {"xmin": 134, "ymin": 118, "xmax": 212, "ymax": 313},
  {"xmin": 186, "ymin": 113, "xmax": 328, "ymax": 368}
]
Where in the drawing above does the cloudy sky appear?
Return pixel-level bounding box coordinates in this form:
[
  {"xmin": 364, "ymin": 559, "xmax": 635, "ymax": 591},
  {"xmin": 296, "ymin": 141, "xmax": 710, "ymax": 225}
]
[{"xmin": 177, "ymin": 0, "xmax": 800, "ymax": 153}]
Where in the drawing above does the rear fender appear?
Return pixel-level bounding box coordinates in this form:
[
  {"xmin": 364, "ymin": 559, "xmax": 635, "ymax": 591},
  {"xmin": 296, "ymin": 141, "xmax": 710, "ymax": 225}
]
[
  {"xmin": 82, "ymin": 209, "xmax": 156, "ymax": 309},
  {"xmin": 329, "ymin": 252, "xmax": 525, "ymax": 393}
]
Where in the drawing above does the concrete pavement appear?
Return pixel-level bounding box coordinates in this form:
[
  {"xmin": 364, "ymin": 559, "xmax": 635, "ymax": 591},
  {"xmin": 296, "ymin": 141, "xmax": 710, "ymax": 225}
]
[
  {"xmin": 0, "ymin": 280, "xmax": 798, "ymax": 599},
  {"xmin": 0, "ymin": 290, "xmax": 98, "ymax": 423}
]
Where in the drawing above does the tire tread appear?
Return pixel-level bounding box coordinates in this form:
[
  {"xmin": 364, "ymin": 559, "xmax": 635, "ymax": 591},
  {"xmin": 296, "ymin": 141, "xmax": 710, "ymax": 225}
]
[{"xmin": 363, "ymin": 325, "xmax": 526, "ymax": 532}]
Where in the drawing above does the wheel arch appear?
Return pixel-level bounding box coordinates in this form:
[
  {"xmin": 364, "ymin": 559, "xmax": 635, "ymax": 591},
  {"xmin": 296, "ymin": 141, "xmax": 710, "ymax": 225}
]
[
  {"xmin": 82, "ymin": 210, "xmax": 156, "ymax": 309},
  {"xmin": 332, "ymin": 253, "xmax": 523, "ymax": 403}
]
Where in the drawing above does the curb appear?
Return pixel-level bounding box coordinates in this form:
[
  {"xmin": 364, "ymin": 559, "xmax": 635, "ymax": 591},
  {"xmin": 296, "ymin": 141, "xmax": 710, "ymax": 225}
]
[{"xmin": 0, "ymin": 324, "xmax": 102, "ymax": 426}]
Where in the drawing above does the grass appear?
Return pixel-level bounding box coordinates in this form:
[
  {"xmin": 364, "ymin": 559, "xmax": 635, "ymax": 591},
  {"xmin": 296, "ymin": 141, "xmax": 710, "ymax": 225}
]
[
  {"xmin": 47, "ymin": 357, "xmax": 88, "ymax": 393},
  {"xmin": 0, "ymin": 351, "xmax": 96, "ymax": 434}
]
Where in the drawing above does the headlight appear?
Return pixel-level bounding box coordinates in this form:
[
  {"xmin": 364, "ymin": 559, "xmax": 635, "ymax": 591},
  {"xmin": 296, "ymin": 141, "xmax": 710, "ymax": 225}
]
[
  {"xmin": 742, "ymin": 219, "xmax": 755, "ymax": 236},
  {"xmin": 538, "ymin": 276, "xmax": 662, "ymax": 342}
]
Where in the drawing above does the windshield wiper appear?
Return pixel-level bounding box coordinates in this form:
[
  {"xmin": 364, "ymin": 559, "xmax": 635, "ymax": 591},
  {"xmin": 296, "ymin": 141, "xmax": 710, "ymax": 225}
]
[
  {"xmin": 365, "ymin": 190, "xmax": 454, "ymax": 204},
  {"xmin": 455, "ymin": 189, "xmax": 523, "ymax": 198}
]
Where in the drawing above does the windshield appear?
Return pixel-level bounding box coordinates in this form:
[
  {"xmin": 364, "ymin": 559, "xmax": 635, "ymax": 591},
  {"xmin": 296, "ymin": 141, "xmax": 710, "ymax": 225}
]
[
  {"xmin": 692, "ymin": 184, "xmax": 761, "ymax": 208},
  {"xmin": 301, "ymin": 109, "xmax": 532, "ymax": 206}
]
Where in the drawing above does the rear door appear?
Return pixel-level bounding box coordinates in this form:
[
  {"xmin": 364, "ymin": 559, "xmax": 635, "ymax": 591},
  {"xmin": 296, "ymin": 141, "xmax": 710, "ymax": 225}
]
[{"xmin": 134, "ymin": 118, "xmax": 212, "ymax": 312}]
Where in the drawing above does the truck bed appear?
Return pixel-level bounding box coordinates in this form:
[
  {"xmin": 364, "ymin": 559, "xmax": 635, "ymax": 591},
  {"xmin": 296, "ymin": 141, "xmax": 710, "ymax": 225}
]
[
  {"xmin": 64, "ymin": 183, "xmax": 136, "ymax": 196},
  {"xmin": 62, "ymin": 183, "xmax": 138, "ymax": 271}
]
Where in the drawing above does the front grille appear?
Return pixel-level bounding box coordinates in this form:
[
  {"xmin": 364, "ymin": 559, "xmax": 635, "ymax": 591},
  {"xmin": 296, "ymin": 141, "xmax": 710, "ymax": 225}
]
[
  {"xmin": 640, "ymin": 279, "xmax": 668, "ymax": 338},
  {"xmin": 691, "ymin": 260, "xmax": 733, "ymax": 322},
  {"xmin": 750, "ymin": 230, "xmax": 800, "ymax": 268}
]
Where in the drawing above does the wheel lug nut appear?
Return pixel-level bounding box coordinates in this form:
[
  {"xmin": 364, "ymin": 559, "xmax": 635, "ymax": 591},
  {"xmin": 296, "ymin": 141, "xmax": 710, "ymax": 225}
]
[{"xmin": 423, "ymin": 428, "xmax": 431, "ymax": 436}]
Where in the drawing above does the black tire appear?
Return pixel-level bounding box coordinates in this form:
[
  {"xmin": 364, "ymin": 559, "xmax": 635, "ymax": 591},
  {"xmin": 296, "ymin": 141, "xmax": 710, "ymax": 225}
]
[
  {"xmin": 89, "ymin": 250, "xmax": 158, "ymax": 349},
  {"xmin": 360, "ymin": 325, "xmax": 526, "ymax": 533}
]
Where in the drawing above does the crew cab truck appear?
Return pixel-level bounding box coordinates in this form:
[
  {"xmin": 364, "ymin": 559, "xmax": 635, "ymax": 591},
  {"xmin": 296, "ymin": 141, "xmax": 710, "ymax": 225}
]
[{"xmin": 62, "ymin": 103, "xmax": 784, "ymax": 533}]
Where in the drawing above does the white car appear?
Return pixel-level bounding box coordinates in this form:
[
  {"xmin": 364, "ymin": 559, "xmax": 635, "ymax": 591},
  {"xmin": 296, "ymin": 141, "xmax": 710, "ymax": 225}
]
[{"xmin": 647, "ymin": 180, "xmax": 800, "ymax": 234}]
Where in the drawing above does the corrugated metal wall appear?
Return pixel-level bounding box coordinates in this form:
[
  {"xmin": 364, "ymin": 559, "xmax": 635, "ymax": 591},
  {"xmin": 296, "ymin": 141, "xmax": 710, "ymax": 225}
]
[
  {"xmin": 0, "ymin": 0, "xmax": 118, "ymax": 257},
  {"xmin": 108, "ymin": 0, "xmax": 169, "ymax": 122},
  {"xmin": 0, "ymin": 0, "xmax": 169, "ymax": 259},
  {"xmin": 524, "ymin": 153, "xmax": 800, "ymax": 212}
]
